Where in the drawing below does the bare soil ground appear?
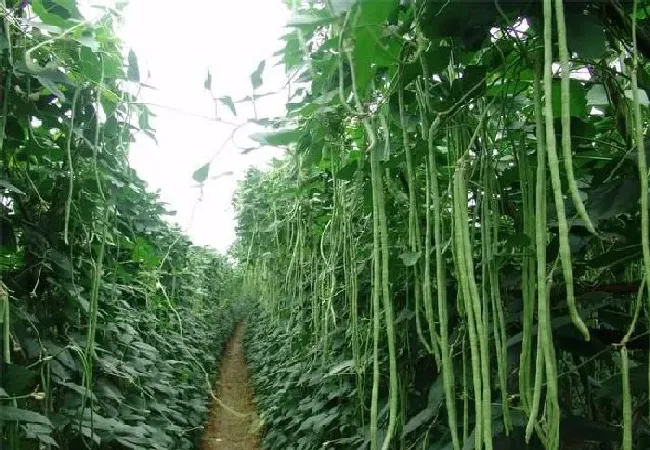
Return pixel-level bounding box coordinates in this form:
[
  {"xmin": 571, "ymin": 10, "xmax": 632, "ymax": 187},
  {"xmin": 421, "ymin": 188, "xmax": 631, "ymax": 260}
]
[{"xmin": 201, "ymin": 324, "xmax": 260, "ymax": 450}]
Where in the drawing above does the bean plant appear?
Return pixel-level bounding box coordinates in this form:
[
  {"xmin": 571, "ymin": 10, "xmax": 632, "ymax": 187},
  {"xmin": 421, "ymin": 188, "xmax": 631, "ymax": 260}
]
[
  {"xmin": 1, "ymin": 1, "xmax": 240, "ymax": 449},
  {"xmin": 236, "ymin": 1, "xmax": 650, "ymax": 449}
]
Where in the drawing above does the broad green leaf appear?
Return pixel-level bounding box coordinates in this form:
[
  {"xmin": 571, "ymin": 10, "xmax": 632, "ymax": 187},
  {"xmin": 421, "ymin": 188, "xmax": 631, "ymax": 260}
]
[
  {"xmin": 1, "ymin": 363, "xmax": 38, "ymax": 396},
  {"xmin": 351, "ymin": 0, "xmax": 399, "ymax": 96},
  {"xmin": 336, "ymin": 161, "xmax": 358, "ymax": 180},
  {"xmin": 277, "ymin": 31, "xmax": 302, "ymax": 70},
  {"xmin": 325, "ymin": 360, "xmax": 354, "ymax": 377},
  {"xmin": 402, "ymin": 407, "xmax": 434, "ymax": 437},
  {"xmin": 73, "ymin": 35, "xmax": 99, "ymax": 52},
  {"xmin": 249, "ymin": 128, "xmax": 303, "ymax": 146},
  {"xmin": 101, "ymin": 90, "xmax": 120, "ymax": 115},
  {"xmin": 251, "ymin": 60, "xmax": 266, "ymax": 90},
  {"xmin": 399, "ymin": 251, "xmax": 421, "ymax": 267},
  {"xmin": 566, "ymin": 14, "xmax": 606, "ymax": 60},
  {"xmin": 624, "ymin": 88, "xmax": 650, "ymax": 106},
  {"xmin": 132, "ymin": 238, "xmax": 160, "ymax": 268},
  {"xmin": 450, "ymin": 65, "xmax": 486, "ymax": 101},
  {"xmin": 423, "ymin": 45, "xmax": 452, "ymax": 75},
  {"xmin": 504, "ymin": 232, "xmax": 532, "ymax": 250},
  {"xmin": 33, "ymin": 433, "xmax": 59, "ymax": 448},
  {"xmin": 427, "ymin": 376, "xmax": 445, "ymax": 411},
  {"xmin": 585, "ymin": 177, "xmax": 640, "ymax": 221},
  {"xmin": 31, "ymin": 0, "xmax": 80, "ymax": 27},
  {"xmin": 192, "ymin": 162, "xmax": 210, "ymax": 183},
  {"xmin": 46, "ymin": 249, "xmax": 72, "ymax": 273},
  {"xmin": 23, "ymin": 423, "xmax": 59, "ymax": 448},
  {"xmin": 395, "ymin": 308, "xmax": 415, "ymax": 324},
  {"xmin": 586, "ymin": 84, "xmax": 609, "ymax": 106},
  {"xmin": 551, "ymin": 79, "xmax": 586, "ymax": 118},
  {"xmin": 585, "ymin": 244, "xmax": 642, "ymax": 270},
  {"xmin": 597, "ymin": 363, "xmax": 646, "ymax": 399},
  {"xmin": 15, "ymin": 57, "xmax": 76, "ymax": 101},
  {"xmin": 19, "ymin": 20, "xmax": 63, "ymax": 34},
  {"xmin": 81, "ymin": 426, "xmax": 102, "ymax": 445},
  {"xmin": 218, "ymin": 96, "xmax": 237, "ymax": 116},
  {"xmin": 331, "ymin": 0, "xmax": 355, "ymax": 15},
  {"xmin": 373, "ymin": 37, "xmax": 402, "ymax": 68},
  {"xmin": 127, "ymin": 49, "xmax": 140, "ymax": 82},
  {"xmin": 0, "ymin": 178, "xmax": 25, "ymax": 195},
  {"xmin": 0, "ymin": 218, "xmax": 16, "ymax": 250},
  {"xmin": 559, "ymin": 415, "xmax": 620, "ymax": 444},
  {"xmin": 79, "ymin": 47, "xmax": 103, "ymax": 83},
  {"xmin": 0, "ymin": 407, "xmax": 53, "ymax": 426},
  {"xmin": 286, "ymin": 13, "xmax": 334, "ymax": 28},
  {"xmin": 35, "ymin": 75, "xmax": 66, "ymax": 100}
]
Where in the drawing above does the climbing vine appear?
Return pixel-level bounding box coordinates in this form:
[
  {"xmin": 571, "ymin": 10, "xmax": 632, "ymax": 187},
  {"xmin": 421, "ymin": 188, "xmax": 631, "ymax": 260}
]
[
  {"xmin": 236, "ymin": 0, "xmax": 650, "ymax": 449},
  {"xmin": 1, "ymin": 1, "xmax": 239, "ymax": 448}
]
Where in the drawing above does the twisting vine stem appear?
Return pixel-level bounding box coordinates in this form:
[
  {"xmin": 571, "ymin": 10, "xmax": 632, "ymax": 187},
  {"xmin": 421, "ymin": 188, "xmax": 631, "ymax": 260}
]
[{"xmin": 64, "ymin": 87, "xmax": 81, "ymax": 246}]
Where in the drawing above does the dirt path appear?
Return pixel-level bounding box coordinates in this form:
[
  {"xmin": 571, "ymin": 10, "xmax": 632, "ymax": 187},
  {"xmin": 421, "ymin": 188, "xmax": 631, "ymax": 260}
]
[{"xmin": 201, "ymin": 323, "xmax": 260, "ymax": 450}]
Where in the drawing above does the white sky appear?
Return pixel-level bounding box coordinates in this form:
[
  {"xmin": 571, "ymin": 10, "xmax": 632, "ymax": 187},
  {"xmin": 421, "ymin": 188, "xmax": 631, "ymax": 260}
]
[{"xmin": 94, "ymin": 1, "xmax": 290, "ymax": 253}]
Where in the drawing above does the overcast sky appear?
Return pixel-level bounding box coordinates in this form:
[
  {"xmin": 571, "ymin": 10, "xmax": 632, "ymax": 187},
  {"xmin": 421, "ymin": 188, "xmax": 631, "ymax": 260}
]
[{"xmin": 93, "ymin": 0, "xmax": 290, "ymax": 252}]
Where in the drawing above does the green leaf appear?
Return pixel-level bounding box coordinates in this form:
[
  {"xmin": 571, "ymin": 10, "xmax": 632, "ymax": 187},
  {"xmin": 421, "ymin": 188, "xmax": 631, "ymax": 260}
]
[
  {"xmin": 560, "ymin": 415, "xmax": 619, "ymax": 444},
  {"xmin": 218, "ymin": 96, "xmax": 237, "ymax": 116},
  {"xmin": 399, "ymin": 251, "xmax": 421, "ymax": 267},
  {"xmin": 23, "ymin": 423, "xmax": 59, "ymax": 448},
  {"xmin": 251, "ymin": 60, "xmax": 266, "ymax": 90},
  {"xmin": 566, "ymin": 14, "xmax": 606, "ymax": 60},
  {"xmin": 325, "ymin": 360, "xmax": 354, "ymax": 377},
  {"xmin": 35, "ymin": 75, "xmax": 66, "ymax": 100},
  {"xmin": 0, "ymin": 407, "xmax": 53, "ymax": 426},
  {"xmin": 427, "ymin": 375, "xmax": 445, "ymax": 411},
  {"xmin": 249, "ymin": 128, "xmax": 303, "ymax": 147},
  {"xmin": 551, "ymin": 79, "xmax": 586, "ymax": 118},
  {"xmin": 73, "ymin": 35, "xmax": 99, "ymax": 52},
  {"xmin": 192, "ymin": 162, "xmax": 210, "ymax": 183},
  {"xmin": 1, "ymin": 363, "xmax": 38, "ymax": 396},
  {"xmin": 504, "ymin": 232, "xmax": 532, "ymax": 250},
  {"xmin": 33, "ymin": 433, "xmax": 59, "ymax": 448},
  {"xmin": 585, "ymin": 244, "xmax": 642, "ymax": 270},
  {"xmin": 624, "ymin": 88, "xmax": 650, "ymax": 106},
  {"xmin": 204, "ymin": 70, "xmax": 212, "ymax": 90},
  {"xmin": 15, "ymin": 58, "xmax": 76, "ymax": 100},
  {"xmin": 585, "ymin": 176, "xmax": 640, "ymax": 221},
  {"xmin": 277, "ymin": 31, "xmax": 302, "ymax": 70},
  {"xmin": 422, "ymin": 45, "xmax": 452, "ymax": 75},
  {"xmin": 351, "ymin": 0, "xmax": 399, "ymax": 96},
  {"xmin": 79, "ymin": 47, "xmax": 103, "ymax": 83},
  {"xmin": 286, "ymin": 13, "xmax": 335, "ymax": 28},
  {"xmin": 0, "ymin": 218, "xmax": 16, "ymax": 250},
  {"xmin": 373, "ymin": 37, "xmax": 402, "ymax": 68},
  {"xmin": 336, "ymin": 161, "xmax": 358, "ymax": 180},
  {"xmin": 402, "ymin": 407, "xmax": 434, "ymax": 437},
  {"xmin": 586, "ymin": 84, "xmax": 609, "ymax": 106},
  {"xmin": 31, "ymin": 0, "xmax": 80, "ymax": 27},
  {"xmin": 0, "ymin": 178, "xmax": 25, "ymax": 195},
  {"xmin": 127, "ymin": 50, "xmax": 140, "ymax": 82},
  {"xmin": 450, "ymin": 65, "xmax": 486, "ymax": 102},
  {"xmin": 331, "ymin": 0, "xmax": 355, "ymax": 15}
]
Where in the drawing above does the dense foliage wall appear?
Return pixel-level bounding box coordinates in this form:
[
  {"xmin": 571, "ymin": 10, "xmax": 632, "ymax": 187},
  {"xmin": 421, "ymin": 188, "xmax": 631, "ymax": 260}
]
[
  {"xmin": 235, "ymin": 1, "xmax": 650, "ymax": 449},
  {"xmin": 1, "ymin": 1, "xmax": 238, "ymax": 449}
]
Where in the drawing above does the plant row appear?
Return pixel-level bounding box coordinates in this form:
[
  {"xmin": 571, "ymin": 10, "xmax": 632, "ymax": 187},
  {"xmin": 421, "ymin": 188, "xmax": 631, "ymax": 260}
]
[
  {"xmin": 234, "ymin": 1, "xmax": 650, "ymax": 449},
  {"xmin": 1, "ymin": 1, "xmax": 239, "ymax": 448}
]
